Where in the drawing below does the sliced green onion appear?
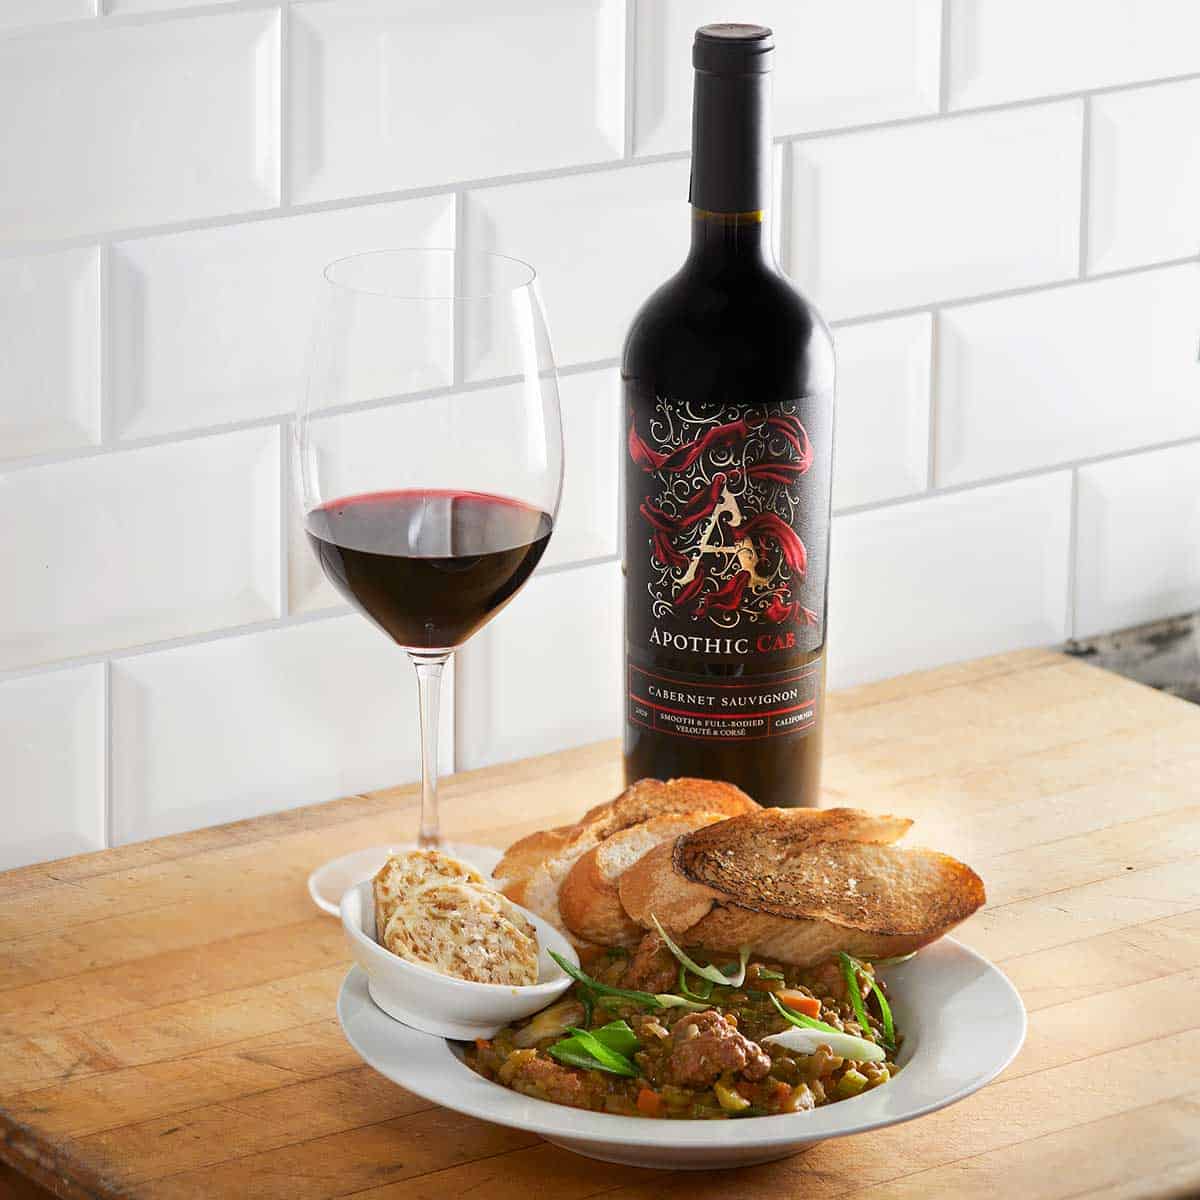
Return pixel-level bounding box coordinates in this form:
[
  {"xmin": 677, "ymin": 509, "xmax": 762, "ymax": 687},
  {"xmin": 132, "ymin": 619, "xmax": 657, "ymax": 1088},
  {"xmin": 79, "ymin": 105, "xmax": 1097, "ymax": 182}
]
[
  {"xmin": 548, "ymin": 1036, "xmax": 637, "ymax": 1076},
  {"xmin": 564, "ymin": 1027, "xmax": 639, "ymax": 1075},
  {"xmin": 768, "ymin": 989, "xmax": 843, "ymax": 1037},
  {"xmin": 756, "ymin": 968, "xmax": 785, "ymax": 981},
  {"xmin": 548, "ymin": 950, "xmax": 709, "ymax": 1012},
  {"xmin": 839, "ymin": 952, "xmax": 895, "ymax": 1053},
  {"xmin": 650, "ymin": 914, "xmax": 750, "ymax": 987},
  {"xmin": 582, "ymin": 1019, "xmax": 640, "ymax": 1057},
  {"xmin": 678, "ymin": 965, "xmax": 714, "ymax": 1003}
]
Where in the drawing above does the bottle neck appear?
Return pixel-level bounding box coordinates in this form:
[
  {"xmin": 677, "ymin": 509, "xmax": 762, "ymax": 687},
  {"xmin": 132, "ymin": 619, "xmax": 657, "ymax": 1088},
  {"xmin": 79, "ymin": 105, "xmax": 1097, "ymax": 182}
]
[
  {"xmin": 688, "ymin": 208, "xmax": 769, "ymax": 267},
  {"xmin": 687, "ymin": 66, "xmax": 772, "ymax": 267}
]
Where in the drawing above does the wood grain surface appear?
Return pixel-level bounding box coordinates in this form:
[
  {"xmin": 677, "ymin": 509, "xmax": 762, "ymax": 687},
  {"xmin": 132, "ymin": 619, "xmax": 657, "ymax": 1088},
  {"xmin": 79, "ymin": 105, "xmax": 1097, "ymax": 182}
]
[{"xmin": 2, "ymin": 649, "xmax": 1199, "ymax": 1199}]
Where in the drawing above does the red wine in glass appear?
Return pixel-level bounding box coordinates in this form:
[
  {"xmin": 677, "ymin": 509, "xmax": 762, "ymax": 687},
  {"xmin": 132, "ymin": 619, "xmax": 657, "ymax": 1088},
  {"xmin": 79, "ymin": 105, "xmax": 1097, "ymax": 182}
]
[{"xmin": 305, "ymin": 488, "xmax": 553, "ymax": 650}]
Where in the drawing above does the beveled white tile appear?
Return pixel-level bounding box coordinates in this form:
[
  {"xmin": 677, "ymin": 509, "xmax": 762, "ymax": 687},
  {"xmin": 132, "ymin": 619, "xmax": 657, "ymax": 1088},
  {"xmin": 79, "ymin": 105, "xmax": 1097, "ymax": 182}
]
[
  {"xmin": 635, "ymin": 0, "xmax": 941, "ymax": 155},
  {"xmin": 1088, "ymin": 79, "xmax": 1200, "ymax": 276},
  {"xmin": 463, "ymin": 160, "xmax": 692, "ymax": 369},
  {"xmin": 0, "ymin": 0, "xmax": 93, "ymax": 30},
  {"xmin": 541, "ymin": 368, "xmax": 620, "ymax": 570},
  {"xmin": 1076, "ymin": 443, "xmax": 1200, "ymax": 639},
  {"xmin": 788, "ymin": 103, "xmax": 1082, "ymax": 319},
  {"xmin": 827, "ymin": 473, "xmax": 1072, "ymax": 688},
  {"xmin": 0, "ymin": 10, "xmax": 279, "ymax": 241},
  {"xmin": 110, "ymin": 615, "xmax": 454, "ymax": 844},
  {"xmin": 289, "ymin": 0, "xmax": 624, "ymax": 204},
  {"xmin": 0, "ymin": 249, "xmax": 100, "ymax": 461},
  {"xmin": 456, "ymin": 560, "xmax": 621, "ymax": 770},
  {"xmin": 947, "ymin": 0, "xmax": 1200, "ymax": 110},
  {"xmin": 936, "ymin": 264, "xmax": 1200, "ymax": 486},
  {"xmin": 832, "ymin": 314, "xmax": 931, "ymax": 510},
  {"xmin": 110, "ymin": 197, "xmax": 455, "ymax": 440},
  {"xmin": 0, "ymin": 427, "xmax": 280, "ymax": 671},
  {"xmin": 0, "ymin": 666, "xmax": 105, "ymax": 871}
]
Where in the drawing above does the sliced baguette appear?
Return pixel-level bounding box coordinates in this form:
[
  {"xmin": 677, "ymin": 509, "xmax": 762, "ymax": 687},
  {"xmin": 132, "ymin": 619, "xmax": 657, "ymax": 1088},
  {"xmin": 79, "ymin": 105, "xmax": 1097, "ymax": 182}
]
[
  {"xmin": 618, "ymin": 807, "xmax": 984, "ymax": 966},
  {"xmin": 497, "ymin": 777, "xmax": 758, "ymax": 935},
  {"xmin": 373, "ymin": 848, "xmax": 486, "ymax": 942},
  {"xmin": 383, "ymin": 882, "xmax": 538, "ymax": 986},
  {"xmin": 492, "ymin": 825, "xmax": 573, "ymax": 906},
  {"xmin": 558, "ymin": 811, "xmax": 730, "ymax": 946}
]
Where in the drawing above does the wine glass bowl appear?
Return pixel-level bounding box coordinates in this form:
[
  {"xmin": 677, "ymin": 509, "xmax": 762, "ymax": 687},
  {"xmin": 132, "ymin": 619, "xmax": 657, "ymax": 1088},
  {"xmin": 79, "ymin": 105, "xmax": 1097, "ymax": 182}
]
[{"xmin": 297, "ymin": 248, "xmax": 562, "ymax": 898}]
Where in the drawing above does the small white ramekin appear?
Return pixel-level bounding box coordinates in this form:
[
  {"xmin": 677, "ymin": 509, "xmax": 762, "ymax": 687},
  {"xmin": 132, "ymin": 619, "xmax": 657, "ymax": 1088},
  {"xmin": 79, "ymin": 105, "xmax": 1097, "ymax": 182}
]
[{"xmin": 340, "ymin": 879, "xmax": 579, "ymax": 1040}]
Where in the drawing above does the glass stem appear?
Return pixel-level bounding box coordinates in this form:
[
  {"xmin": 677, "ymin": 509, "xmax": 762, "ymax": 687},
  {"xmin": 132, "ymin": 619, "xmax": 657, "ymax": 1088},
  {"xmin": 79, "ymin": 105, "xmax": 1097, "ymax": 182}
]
[{"xmin": 409, "ymin": 651, "xmax": 450, "ymax": 848}]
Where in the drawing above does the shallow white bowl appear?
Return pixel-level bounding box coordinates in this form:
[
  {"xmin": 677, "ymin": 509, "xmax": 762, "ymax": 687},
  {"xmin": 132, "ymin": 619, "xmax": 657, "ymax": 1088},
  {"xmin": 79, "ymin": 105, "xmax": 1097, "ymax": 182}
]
[
  {"xmin": 337, "ymin": 937, "xmax": 1026, "ymax": 1170},
  {"xmin": 340, "ymin": 878, "xmax": 579, "ymax": 1040}
]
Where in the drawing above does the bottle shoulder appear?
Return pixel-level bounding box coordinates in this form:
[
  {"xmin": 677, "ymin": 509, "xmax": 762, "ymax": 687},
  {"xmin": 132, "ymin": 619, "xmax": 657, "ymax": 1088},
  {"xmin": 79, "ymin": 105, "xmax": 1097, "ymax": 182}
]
[{"xmin": 622, "ymin": 261, "xmax": 835, "ymax": 400}]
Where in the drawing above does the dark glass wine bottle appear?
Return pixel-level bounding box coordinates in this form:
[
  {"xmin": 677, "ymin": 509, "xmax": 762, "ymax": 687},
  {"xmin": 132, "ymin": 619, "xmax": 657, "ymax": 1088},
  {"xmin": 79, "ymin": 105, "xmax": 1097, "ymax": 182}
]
[{"xmin": 621, "ymin": 23, "xmax": 835, "ymax": 808}]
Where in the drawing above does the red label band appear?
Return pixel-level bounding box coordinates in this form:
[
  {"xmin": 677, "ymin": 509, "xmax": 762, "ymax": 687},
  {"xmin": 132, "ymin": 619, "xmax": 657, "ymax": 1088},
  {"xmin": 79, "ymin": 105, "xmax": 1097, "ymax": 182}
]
[{"xmin": 627, "ymin": 662, "xmax": 819, "ymax": 743}]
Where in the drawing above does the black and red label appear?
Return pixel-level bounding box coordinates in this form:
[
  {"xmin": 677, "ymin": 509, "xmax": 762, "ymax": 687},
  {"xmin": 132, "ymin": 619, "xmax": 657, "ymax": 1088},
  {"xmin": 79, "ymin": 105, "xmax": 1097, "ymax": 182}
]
[{"xmin": 624, "ymin": 389, "xmax": 831, "ymax": 742}]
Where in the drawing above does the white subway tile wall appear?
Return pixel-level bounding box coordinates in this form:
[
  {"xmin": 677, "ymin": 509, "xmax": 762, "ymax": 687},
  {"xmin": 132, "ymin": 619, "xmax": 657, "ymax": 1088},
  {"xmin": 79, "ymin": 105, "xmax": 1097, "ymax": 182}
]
[
  {"xmin": 0, "ymin": 249, "xmax": 100, "ymax": 461},
  {"xmin": 1075, "ymin": 442, "xmax": 1200, "ymax": 640},
  {"xmin": 831, "ymin": 314, "xmax": 932, "ymax": 511},
  {"xmin": 827, "ymin": 473, "xmax": 1073, "ymax": 688},
  {"xmin": 1086, "ymin": 79, "xmax": 1200, "ymax": 276},
  {"xmin": 788, "ymin": 102, "xmax": 1083, "ymax": 319},
  {"xmin": 0, "ymin": 666, "xmax": 105, "ymax": 870},
  {"xmin": 0, "ymin": 2, "xmax": 1197, "ymax": 866},
  {"xmin": 0, "ymin": 11, "xmax": 280, "ymax": 241}
]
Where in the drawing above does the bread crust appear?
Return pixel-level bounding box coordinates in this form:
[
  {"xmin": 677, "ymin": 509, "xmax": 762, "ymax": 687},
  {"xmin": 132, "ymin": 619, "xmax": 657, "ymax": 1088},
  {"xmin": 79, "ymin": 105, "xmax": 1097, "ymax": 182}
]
[
  {"xmin": 497, "ymin": 778, "xmax": 758, "ymax": 937},
  {"xmin": 558, "ymin": 811, "xmax": 728, "ymax": 945}
]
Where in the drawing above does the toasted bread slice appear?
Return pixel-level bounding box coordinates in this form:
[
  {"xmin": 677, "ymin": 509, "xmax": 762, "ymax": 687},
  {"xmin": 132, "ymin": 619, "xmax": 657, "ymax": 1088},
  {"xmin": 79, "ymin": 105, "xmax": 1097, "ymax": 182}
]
[
  {"xmin": 618, "ymin": 807, "xmax": 983, "ymax": 966},
  {"xmin": 496, "ymin": 778, "xmax": 758, "ymax": 936},
  {"xmin": 558, "ymin": 811, "xmax": 730, "ymax": 945},
  {"xmin": 492, "ymin": 826, "xmax": 573, "ymax": 905},
  {"xmin": 383, "ymin": 882, "xmax": 538, "ymax": 986}
]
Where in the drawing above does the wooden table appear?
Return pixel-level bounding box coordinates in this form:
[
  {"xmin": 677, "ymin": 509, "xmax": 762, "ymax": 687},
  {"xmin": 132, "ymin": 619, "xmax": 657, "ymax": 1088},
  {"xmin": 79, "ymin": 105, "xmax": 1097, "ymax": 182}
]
[{"xmin": 3, "ymin": 648, "xmax": 1200, "ymax": 1200}]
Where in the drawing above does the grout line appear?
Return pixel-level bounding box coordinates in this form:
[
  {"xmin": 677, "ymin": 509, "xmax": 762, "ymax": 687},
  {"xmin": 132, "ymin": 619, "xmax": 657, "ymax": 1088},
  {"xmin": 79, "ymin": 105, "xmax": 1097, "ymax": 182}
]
[
  {"xmin": 102, "ymin": 660, "xmax": 113, "ymax": 850},
  {"xmin": 1066, "ymin": 467, "xmax": 1081, "ymax": 641},
  {"xmin": 277, "ymin": 0, "xmax": 290, "ymax": 209},
  {"xmin": 828, "ymin": 251, "xmax": 1200, "ymax": 328},
  {"xmin": 937, "ymin": 0, "xmax": 952, "ymax": 112},
  {"xmin": 97, "ymin": 242, "xmax": 111, "ymax": 445},
  {"xmin": 925, "ymin": 309, "xmax": 940, "ymax": 489},
  {"xmin": 0, "ymin": 0, "xmax": 280, "ymax": 39},
  {"xmin": 451, "ymin": 191, "xmax": 467, "ymax": 386},
  {"xmin": 0, "ymin": 608, "xmax": 351, "ymax": 686},
  {"xmin": 831, "ymin": 429, "xmax": 1200, "ymax": 520},
  {"xmin": 1078, "ymin": 95, "xmax": 1092, "ymax": 277},
  {"xmin": 1, "ymin": 356, "xmax": 624, "ymax": 477},
  {"xmin": 623, "ymin": 0, "xmax": 637, "ymax": 159},
  {"xmin": 6, "ymin": 71, "xmax": 1200, "ymax": 261},
  {"xmin": 278, "ymin": 418, "xmax": 290, "ymax": 618},
  {"xmin": 778, "ymin": 136, "xmax": 794, "ymax": 272},
  {"xmin": 539, "ymin": 552, "xmax": 620, "ymax": 579}
]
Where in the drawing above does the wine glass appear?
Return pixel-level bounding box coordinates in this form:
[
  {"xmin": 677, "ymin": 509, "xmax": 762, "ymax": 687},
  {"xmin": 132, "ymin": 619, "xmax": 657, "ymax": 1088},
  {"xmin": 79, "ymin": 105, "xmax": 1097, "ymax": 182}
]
[{"xmin": 296, "ymin": 249, "xmax": 562, "ymax": 913}]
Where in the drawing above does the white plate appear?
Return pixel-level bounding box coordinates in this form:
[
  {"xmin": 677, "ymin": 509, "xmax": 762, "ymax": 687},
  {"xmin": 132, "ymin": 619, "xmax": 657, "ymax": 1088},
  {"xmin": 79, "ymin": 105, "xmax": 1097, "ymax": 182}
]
[
  {"xmin": 337, "ymin": 937, "xmax": 1026, "ymax": 1170},
  {"xmin": 308, "ymin": 843, "xmax": 503, "ymax": 915}
]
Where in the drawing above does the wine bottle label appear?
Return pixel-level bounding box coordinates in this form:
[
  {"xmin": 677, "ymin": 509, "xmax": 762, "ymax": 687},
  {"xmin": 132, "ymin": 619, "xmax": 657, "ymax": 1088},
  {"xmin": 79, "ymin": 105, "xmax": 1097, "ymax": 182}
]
[
  {"xmin": 627, "ymin": 661, "xmax": 821, "ymax": 743},
  {"xmin": 625, "ymin": 389, "xmax": 832, "ymax": 743}
]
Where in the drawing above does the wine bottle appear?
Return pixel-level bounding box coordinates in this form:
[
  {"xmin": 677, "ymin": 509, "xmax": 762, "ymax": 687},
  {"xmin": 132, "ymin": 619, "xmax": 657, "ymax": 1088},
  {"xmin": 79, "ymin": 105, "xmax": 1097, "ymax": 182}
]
[{"xmin": 621, "ymin": 23, "xmax": 835, "ymax": 808}]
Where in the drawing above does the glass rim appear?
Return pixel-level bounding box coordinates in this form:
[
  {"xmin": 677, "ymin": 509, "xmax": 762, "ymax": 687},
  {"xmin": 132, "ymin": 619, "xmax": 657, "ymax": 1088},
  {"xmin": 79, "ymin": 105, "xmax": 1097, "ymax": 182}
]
[{"xmin": 321, "ymin": 247, "xmax": 538, "ymax": 302}]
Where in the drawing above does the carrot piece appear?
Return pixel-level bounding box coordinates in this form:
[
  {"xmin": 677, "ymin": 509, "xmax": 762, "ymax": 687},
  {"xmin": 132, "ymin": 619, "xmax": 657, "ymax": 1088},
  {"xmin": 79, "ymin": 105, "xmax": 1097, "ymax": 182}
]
[
  {"xmin": 776, "ymin": 989, "xmax": 821, "ymax": 1018},
  {"xmin": 474, "ymin": 1038, "xmax": 491, "ymax": 1051},
  {"xmin": 636, "ymin": 1087, "xmax": 663, "ymax": 1117}
]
